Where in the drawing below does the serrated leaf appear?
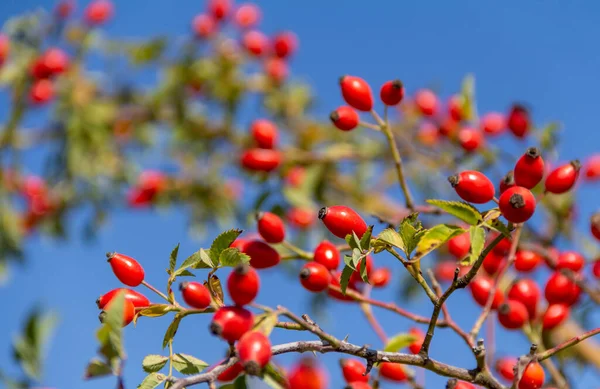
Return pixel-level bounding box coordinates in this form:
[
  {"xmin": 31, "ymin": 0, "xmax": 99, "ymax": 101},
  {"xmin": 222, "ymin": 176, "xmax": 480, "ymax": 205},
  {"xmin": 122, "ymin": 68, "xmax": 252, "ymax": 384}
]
[
  {"xmin": 219, "ymin": 248, "xmax": 251, "ymax": 267},
  {"xmin": 359, "ymin": 226, "xmax": 373, "ymax": 251},
  {"xmin": 383, "ymin": 333, "xmax": 418, "ymax": 352},
  {"xmin": 176, "ymin": 269, "xmax": 195, "ymax": 277},
  {"xmin": 138, "ymin": 373, "xmax": 166, "ymax": 389},
  {"xmin": 376, "ymin": 228, "xmax": 405, "ymax": 250},
  {"xmin": 462, "ymin": 226, "xmax": 485, "ymax": 266},
  {"xmin": 205, "ymin": 275, "xmax": 224, "ymax": 307},
  {"xmin": 190, "ymin": 248, "xmax": 215, "ymax": 269},
  {"xmin": 169, "ymin": 244, "xmax": 180, "ymax": 272},
  {"xmin": 359, "ymin": 254, "xmax": 369, "ymax": 283},
  {"xmin": 171, "ymin": 353, "xmax": 208, "ymax": 375},
  {"xmin": 399, "ymin": 213, "xmax": 424, "ymax": 255},
  {"xmin": 84, "ymin": 359, "xmax": 113, "ymax": 379},
  {"xmin": 142, "ymin": 355, "xmax": 169, "ymax": 373},
  {"xmin": 460, "ymin": 73, "xmax": 477, "ymax": 122},
  {"xmin": 12, "ymin": 309, "xmax": 58, "ymax": 381},
  {"xmin": 426, "ymin": 199, "xmax": 482, "ymax": 225},
  {"xmin": 162, "ymin": 314, "xmax": 183, "ymax": 349},
  {"xmin": 253, "ymin": 313, "xmax": 278, "ymax": 336},
  {"xmin": 485, "ymin": 218, "xmax": 512, "ymax": 238},
  {"xmin": 209, "ymin": 229, "xmax": 243, "ymax": 265},
  {"xmin": 339, "ymin": 265, "xmax": 354, "ymax": 294},
  {"xmin": 414, "ymin": 224, "xmax": 464, "ymax": 261},
  {"xmin": 137, "ymin": 305, "xmax": 174, "ymax": 319}
]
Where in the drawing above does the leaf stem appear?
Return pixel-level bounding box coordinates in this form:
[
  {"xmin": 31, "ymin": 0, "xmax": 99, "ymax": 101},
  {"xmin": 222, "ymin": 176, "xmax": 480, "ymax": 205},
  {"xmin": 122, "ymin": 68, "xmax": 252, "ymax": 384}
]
[{"xmin": 142, "ymin": 281, "xmax": 172, "ymax": 304}]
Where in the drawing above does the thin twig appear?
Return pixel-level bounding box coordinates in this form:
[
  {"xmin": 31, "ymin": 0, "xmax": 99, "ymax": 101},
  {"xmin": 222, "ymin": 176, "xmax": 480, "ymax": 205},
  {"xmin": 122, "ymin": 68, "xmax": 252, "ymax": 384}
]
[{"xmin": 537, "ymin": 327, "xmax": 600, "ymax": 361}]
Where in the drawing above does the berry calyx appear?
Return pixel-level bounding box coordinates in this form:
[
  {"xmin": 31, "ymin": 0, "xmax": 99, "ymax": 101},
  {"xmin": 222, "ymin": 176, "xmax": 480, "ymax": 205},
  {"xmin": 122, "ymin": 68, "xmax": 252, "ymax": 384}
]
[
  {"xmin": 210, "ymin": 306, "xmax": 254, "ymax": 342},
  {"xmin": 339, "ymin": 76, "xmax": 373, "ymax": 112},
  {"xmin": 97, "ymin": 288, "xmax": 150, "ymax": 309},
  {"xmin": 518, "ymin": 362, "xmax": 545, "ymax": 389},
  {"xmin": 180, "ymin": 281, "xmax": 211, "ymax": 309},
  {"xmin": 330, "ymin": 106, "xmax": 359, "ymax": 131},
  {"xmin": 544, "ymin": 160, "xmax": 581, "ymax": 194},
  {"xmin": 242, "ymin": 240, "xmax": 281, "ymax": 269},
  {"xmin": 250, "ymin": 119, "xmax": 278, "ymax": 149},
  {"xmin": 227, "ymin": 265, "xmax": 260, "ymax": 306},
  {"xmin": 514, "ymin": 147, "xmax": 544, "ymax": 189},
  {"xmin": 318, "ymin": 205, "xmax": 368, "ymax": 239},
  {"xmin": 542, "ymin": 304, "xmax": 570, "ymax": 330},
  {"xmin": 256, "ymin": 211, "xmax": 285, "ymax": 243},
  {"xmin": 507, "ymin": 279, "xmax": 540, "ymax": 319},
  {"xmin": 470, "ymin": 276, "xmax": 504, "ymax": 310},
  {"xmin": 448, "ymin": 170, "xmax": 495, "ymax": 204},
  {"xmin": 498, "ymin": 300, "xmax": 529, "ymax": 329},
  {"xmin": 299, "ymin": 262, "xmax": 331, "ymax": 292},
  {"xmin": 379, "ymin": 80, "xmax": 405, "ymax": 106},
  {"xmin": 379, "ymin": 362, "xmax": 407, "ymax": 382},
  {"xmin": 499, "ymin": 186, "xmax": 536, "ymax": 223},
  {"xmin": 340, "ymin": 358, "xmax": 368, "ymax": 383},
  {"xmin": 106, "ymin": 252, "xmax": 145, "ymax": 286},
  {"xmin": 236, "ymin": 331, "xmax": 272, "ymax": 375}
]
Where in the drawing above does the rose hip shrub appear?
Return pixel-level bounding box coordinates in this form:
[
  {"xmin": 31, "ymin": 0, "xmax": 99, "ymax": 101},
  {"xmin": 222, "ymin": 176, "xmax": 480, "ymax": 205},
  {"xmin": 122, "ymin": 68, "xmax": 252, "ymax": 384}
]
[{"xmin": 0, "ymin": 1, "xmax": 599, "ymax": 389}]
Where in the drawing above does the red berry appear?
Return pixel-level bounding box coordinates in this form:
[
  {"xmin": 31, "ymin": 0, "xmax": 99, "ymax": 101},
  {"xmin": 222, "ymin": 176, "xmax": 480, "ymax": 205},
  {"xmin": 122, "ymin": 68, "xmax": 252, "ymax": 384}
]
[
  {"xmin": 514, "ymin": 250, "xmax": 542, "ymax": 273},
  {"xmin": 107, "ymin": 252, "xmax": 145, "ymax": 286},
  {"xmin": 234, "ymin": 3, "xmax": 261, "ymax": 29},
  {"xmin": 192, "ymin": 14, "xmax": 217, "ymax": 39},
  {"xmin": 448, "ymin": 170, "xmax": 495, "ymax": 204},
  {"xmin": 518, "ymin": 362, "xmax": 545, "ymax": 389},
  {"xmin": 313, "ymin": 240, "xmax": 340, "ymax": 270},
  {"xmin": 407, "ymin": 327, "xmax": 424, "ymax": 354},
  {"xmin": 236, "ymin": 331, "xmax": 272, "ymax": 374},
  {"xmin": 556, "ymin": 251, "xmax": 585, "ymax": 272},
  {"xmin": 435, "ymin": 260, "xmax": 461, "ymax": 282},
  {"xmin": 330, "ymin": 106, "xmax": 360, "ymax": 131},
  {"xmin": 481, "ymin": 112, "xmax": 506, "ymax": 135},
  {"xmin": 230, "ymin": 238, "xmax": 249, "ymax": 251},
  {"xmin": 242, "ymin": 30, "xmax": 269, "ymax": 57},
  {"xmin": 339, "ymin": 76, "xmax": 373, "ymax": 112},
  {"xmin": 498, "ymin": 300, "xmax": 529, "ymax": 329},
  {"xmin": 370, "ymin": 267, "xmax": 391, "ymax": 288},
  {"xmin": 507, "ymin": 104, "xmax": 530, "ymax": 138},
  {"xmin": 491, "ymin": 233, "xmax": 513, "ymax": 256},
  {"xmin": 544, "ymin": 160, "xmax": 581, "ymax": 194},
  {"xmin": 414, "ymin": 89, "xmax": 438, "ymax": 116},
  {"xmin": 217, "ymin": 362, "xmax": 244, "ymax": 382},
  {"xmin": 287, "ymin": 207, "xmax": 315, "ymax": 229},
  {"xmin": 583, "ymin": 154, "xmax": 600, "ymax": 181},
  {"xmin": 593, "ymin": 260, "xmax": 600, "ymax": 279},
  {"xmin": 264, "ymin": 57, "xmax": 288, "ymax": 84},
  {"xmin": 0, "ymin": 34, "xmax": 9, "ymax": 65},
  {"xmin": 447, "ymin": 232, "xmax": 470, "ymax": 260},
  {"xmin": 100, "ymin": 298, "xmax": 135, "ymax": 327},
  {"xmin": 242, "ymin": 240, "xmax": 280, "ymax": 269},
  {"xmin": 544, "ymin": 271, "xmax": 580, "ymax": 306},
  {"xmin": 499, "ymin": 186, "xmax": 536, "ymax": 223},
  {"xmin": 55, "ymin": 0, "xmax": 74, "ymax": 19},
  {"xmin": 379, "ymin": 80, "xmax": 404, "ymax": 106},
  {"xmin": 30, "ymin": 79, "xmax": 54, "ymax": 105},
  {"xmin": 417, "ymin": 122, "xmax": 440, "ymax": 147},
  {"xmin": 591, "ymin": 213, "xmax": 600, "ymax": 241},
  {"xmin": 207, "ymin": 0, "xmax": 231, "ymax": 20},
  {"xmin": 542, "ymin": 304, "xmax": 569, "ymax": 330},
  {"xmin": 256, "ymin": 211, "xmax": 285, "ymax": 243},
  {"xmin": 507, "ymin": 279, "xmax": 540, "ymax": 319},
  {"xmin": 299, "ymin": 262, "xmax": 331, "ymax": 292},
  {"xmin": 327, "ymin": 271, "xmax": 356, "ymax": 302},
  {"xmin": 318, "ymin": 205, "xmax": 368, "ymax": 239},
  {"xmin": 449, "ymin": 380, "xmax": 476, "ymax": 389},
  {"xmin": 227, "ymin": 265, "xmax": 260, "ymax": 306},
  {"xmin": 31, "ymin": 48, "xmax": 69, "ymax": 79},
  {"xmin": 288, "ymin": 358, "xmax": 328, "ymax": 389},
  {"xmin": 346, "ymin": 382, "xmax": 372, "ymax": 389},
  {"xmin": 84, "ymin": 0, "xmax": 113, "ymax": 25},
  {"xmin": 180, "ymin": 281, "xmax": 211, "ymax": 309},
  {"xmin": 470, "ymin": 276, "xmax": 504, "ymax": 310},
  {"xmin": 379, "ymin": 362, "xmax": 407, "ymax": 382},
  {"xmin": 286, "ymin": 166, "xmax": 306, "ymax": 187},
  {"xmin": 483, "ymin": 251, "xmax": 506, "ymax": 275},
  {"xmin": 439, "ymin": 117, "xmax": 459, "ymax": 137},
  {"xmin": 458, "ymin": 127, "xmax": 484, "ymax": 152},
  {"xmin": 272, "ymin": 31, "xmax": 297, "ymax": 59},
  {"xmin": 514, "ymin": 147, "xmax": 544, "ymax": 189},
  {"xmin": 495, "ymin": 358, "xmax": 516, "ymax": 382},
  {"xmin": 210, "ymin": 306, "xmax": 254, "ymax": 342},
  {"xmin": 500, "ymin": 171, "xmax": 516, "ymax": 194},
  {"xmin": 340, "ymin": 359, "xmax": 368, "ymax": 383},
  {"xmin": 448, "ymin": 95, "xmax": 464, "ymax": 122},
  {"xmin": 97, "ymin": 288, "xmax": 150, "ymax": 309},
  {"xmin": 240, "ymin": 149, "xmax": 281, "ymax": 172}
]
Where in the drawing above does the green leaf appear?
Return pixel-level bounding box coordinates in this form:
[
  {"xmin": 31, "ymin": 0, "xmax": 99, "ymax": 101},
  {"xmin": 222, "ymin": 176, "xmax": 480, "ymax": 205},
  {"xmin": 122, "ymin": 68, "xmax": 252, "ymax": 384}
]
[
  {"xmin": 359, "ymin": 254, "xmax": 369, "ymax": 283},
  {"xmin": 399, "ymin": 213, "xmax": 425, "ymax": 255},
  {"xmin": 219, "ymin": 247, "xmax": 251, "ymax": 267},
  {"xmin": 128, "ymin": 38, "xmax": 167, "ymax": 66},
  {"xmin": 414, "ymin": 224, "xmax": 464, "ymax": 260},
  {"xmin": 162, "ymin": 314, "xmax": 183, "ymax": 349},
  {"xmin": 462, "ymin": 226, "xmax": 485, "ymax": 266},
  {"xmin": 375, "ymin": 228, "xmax": 405, "ymax": 251},
  {"xmin": 460, "ymin": 73, "xmax": 478, "ymax": 122},
  {"xmin": 426, "ymin": 199, "xmax": 482, "ymax": 226},
  {"xmin": 359, "ymin": 225, "xmax": 373, "ymax": 251},
  {"xmin": 171, "ymin": 353, "xmax": 208, "ymax": 375},
  {"xmin": 282, "ymin": 187, "xmax": 314, "ymax": 209},
  {"xmin": 169, "ymin": 244, "xmax": 180, "ymax": 272},
  {"xmin": 190, "ymin": 248, "xmax": 215, "ymax": 269},
  {"xmin": 142, "ymin": 355, "xmax": 169, "ymax": 373},
  {"xmin": 137, "ymin": 373, "xmax": 167, "ymax": 389},
  {"xmin": 176, "ymin": 269, "xmax": 195, "ymax": 277},
  {"xmin": 84, "ymin": 359, "xmax": 113, "ymax": 379},
  {"xmin": 253, "ymin": 313, "xmax": 278, "ymax": 336},
  {"xmin": 209, "ymin": 229, "xmax": 243, "ymax": 265},
  {"xmin": 137, "ymin": 305, "xmax": 174, "ymax": 319},
  {"xmin": 485, "ymin": 218, "xmax": 512, "ymax": 238},
  {"xmin": 339, "ymin": 265, "xmax": 354, "ymax": 295},
  {"xmin": 383, "ymin": 333, "xmax": 418, "ymax": 352},
  {"xmin": 263, "ymin": 363, "xmax": 288, "ymax": 389}
]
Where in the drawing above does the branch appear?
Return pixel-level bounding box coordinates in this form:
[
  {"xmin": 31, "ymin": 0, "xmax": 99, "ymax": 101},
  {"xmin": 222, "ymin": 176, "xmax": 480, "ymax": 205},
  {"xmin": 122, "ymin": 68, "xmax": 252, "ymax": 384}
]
[{"xmin": 537, "ymin": 327, "xmax": 600, "ymax": 361}]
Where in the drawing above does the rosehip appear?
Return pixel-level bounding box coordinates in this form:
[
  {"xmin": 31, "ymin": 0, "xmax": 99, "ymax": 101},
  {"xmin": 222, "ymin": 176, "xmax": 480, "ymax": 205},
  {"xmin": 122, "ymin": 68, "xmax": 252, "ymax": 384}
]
[
  {"xmin": 458, "ymin": 127, "xmax": 483, "ymax": 152},
  {"xmin": 593, "ymin": 259, "xmax": 600, "ymax": 279},
  {"xmin": 439, "ymin": 117, "xmax": 459, "ymax": 137},
  {"xmin": 408, "ymin": 327, "xmax": 424, "ymax": 354},
  {"xmin": 447, "ymin": 232, "xmax": 470, "ymax": 259},
  {"xmin": 30, "ymin": 79, "xmax": 54, "ymax": 105},
  {"xmin": 192, "ymin": 14, "xmax": 217, "ymax": 39},
  {"xmin": 481, "ymin": 112, "xmax": 506, "ymax": 135},
  {"xmin": 55, "ymin": 0, "xmax": 74, "ymax": 19},
  {"xmin": 264, "ymin": 57, "xmax": 288, "ymax": 84},
  {"xmin": 234, "ymin": 4, "xmax": 261, "ymax": 29},
  {"xmin": 514, "ymin": 250, "xmax": 542, "ymax": 273},
  {"xmin": 483, "ymin": 251, "xmax": 506, "ymax": 275},
  {"xmin": 236, "ymin": 331, "xmax": 272, "ymax": 374},
  {"xmin": 97, "ymin": 288, "xmax": 150, "ymax": 309},
  {"xmin": 227, "ymin": 265, "xmax": 260, "ymax": 306},
  {"xmin": 583, "ymin": 154, "xmax": 600, "ymax": 181},
  {"xmin": 470, "ymin": 276, "xmax": 504, "ymax": 310},
  {"xmin": 250, "ymin": 119, "xmax": 278, "ymax": 149},
  {"xmin": 180, "ymin": 281, "xmax": 211, "ymax": 309},
  {"xmin": 217, "ymin": 362, "xmax": 244, "ymax": 382},
  {"xmin": 556, "ymin": 251, "xmax": 585, "ymax": 272},
  {"xmin": 31, "ymin": 48, "xmax": 69, "ymax": 79},
  {"xmin": 414, "ymin": 89, "xmax": 438, "ymax": 116},
  {"xmin": 491, "ymin": 233, "xmax": 513, "ymax": 256},
  {"xmin": 84, "ymin": 0, "xmax": 113, "ymax": 25},
  {"xmin": 591, "ymin": 213, "xmax": 600, "ymax": 241},
  {"xmin": 507, "ymin": 104, "xmax": 530, "ymax": 138},
  {"xmin": 207, "ymin": 0, "xmax": 231, "ymax": 20},
  {"xmin": 379, "ymin": 362, "xmax": 407, "ymax": 382},
  {"xmin": 435, "ymin": 260, "xmax": 461, "ymax": 282},
  {"xmin": 544, "ymin": 160, "xmax": 581, "ymax": 194},
  {"xmin": 545, "ymin": 271, "xmax": 580, "ymax": 306},
  {"xmin": 313, "ymin": 240, "xmax": 340, "ymax": 270},
  {"xmin": 499, "ymin": 186, "xmax": 536, "ymax": 223},
  {"xmin": 542, "ymin": 304, "xmax": 569, "ymax": 330},
  {"xmin": 210, "ymin": 306, "xmax": 254, "ymax": 342},
  {"xmin": 257, "ymin": 211, "xmax": 285, "ymax": 243},
  {"xmin": 272, "ymin": 31, "xmax": 297, "ymax": 58},
  {"xmin": 340, "ymin": 359, "xmax": 368, "ymax": 383},
  {"xmin": 518, "ymin": 362, "xmax": 544, "ymax": 389},
  {"xmin": 448, "ymin": 170, "xmax": 495, "ymax": 204},
  {"xmin": 106, "ymin": 252, "xmax": 145, "ymax": 286},
  {"xmin": 288, "ymin": 358, "xmax": 328, "ymax": 389},
  {"xmin": 242, "ymin": 30, "xmax": 269, "ymax": 57},
  {"xmin": 447, "ymin": 380, "xmax": 476, "ymax": 389},
  {"xmin": 240, "ymin": 149, "xmax": 281, "ymax": 172},
  {"xmin": 346, "ymin": 382, "xmax": 372, "ymax": 389},
  {"xmin": 495, "ymin": 357, "xmax": 516, "ymax": 382},
  {"xmin": 370, "ymin": 267, "xmax": 391, "ymax": 288},
  {"xmin": 330, "ymin": 106, "xmax": 359, "ymax": 131},
  {"xmin": 286, "ymin": 166, "xmax": 305, "ymax": 187},
  {"xmin": 500, "ymin": 171, "xmax": 516, "ymax": 194},
  {"xmin": 0, "ymin": 34, "xmax": 9, "ymax": 65},
  {"xmin": 379, "ymin": 80, "xmax": 404, "ymax": 106},
  {"xmin": 242, "ymin": 240, "xmax": 280, "ymax": 269},
  {"xmin": 514, "ymin": 147, "xmax": 544, "ymax": 189},
  {"xmin": 318, "ymin": 205, "xmax": 368, "ymax": 239},
  {"xmin": 507, "ymin": 279, "xmax": 540, "ymax": 319},
  {"xmin": 100, "ymin": 298, "xmax": 135, "ymax": 327},
  {"xmin": 339, "ymin": 76, "xmax": 373, "ymax": 112},
  {"xmin": 417, "ymin": 122, "xmax": 440, "ymax": 146},
  {"xmin": 448, "ymin": 95, "xmax": 464, "ymax": 121},
  {"xmin": 299, "ymin": 262, "xmax": 331, "ymax": 292},
  {"xmin": 287, "ymin": 207, "xmax": 314, "ymax": 228},
  {"xmin": 498, "ymin": 300, "xmax": 529, "ymax": 329}
]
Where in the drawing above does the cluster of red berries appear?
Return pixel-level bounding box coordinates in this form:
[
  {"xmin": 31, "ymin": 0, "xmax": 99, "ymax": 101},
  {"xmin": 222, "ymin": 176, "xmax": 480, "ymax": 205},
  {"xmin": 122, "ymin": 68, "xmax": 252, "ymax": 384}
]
[{"xmin": 241, "ymin": 119, "xmax": 282, "ymax": 173}]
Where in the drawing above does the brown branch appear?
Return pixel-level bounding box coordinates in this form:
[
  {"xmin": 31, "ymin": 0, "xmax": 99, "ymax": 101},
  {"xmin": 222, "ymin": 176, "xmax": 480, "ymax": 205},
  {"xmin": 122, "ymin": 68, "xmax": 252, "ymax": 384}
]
[{"xmin": 537, "ymin": 327, "xmax": 600, "ymax": 361}]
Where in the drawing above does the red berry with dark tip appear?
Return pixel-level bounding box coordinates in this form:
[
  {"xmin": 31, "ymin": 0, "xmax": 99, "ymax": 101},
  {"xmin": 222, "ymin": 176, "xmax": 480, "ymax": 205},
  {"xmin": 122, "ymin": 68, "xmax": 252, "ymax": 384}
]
[
  {"xmin": 545, "ymin": 271, "xmax": 580, "ymax": 306},
  {"xmin": 107, "ymin": 252, "xmax": 145, "ymax": 286},
  {"xmin": 242, "ymin": 30, "xmax": 269, "ymax": 57},
  {"xmin": 192, "ymin": 14, "xmax": 217, "ymax": 39},
  {"xmin": 591, "ymin": 213, "xmax": 600, "ymax": 241},
  {"xmin": 556, "ymin": 251, "xmax": 585, "ymax": 272},
  {"xmin": 447, "ymin": 232, "xmax": 470, "ymax": 259},
  {"xmin": 542, "ymin": 304, "xmax": 569, "ymax": 330},
  {"xmin": 299, "ymin": 262, "xmax": 331, "ymax": 292},
  {"xmin": 272, "ymin": 31, "xmax": 297, "ymax": 59},
  {"xmin": 313, "ymin": 240, "xmax": 340, "ymax": 270},
  {"xmin": 458, "ymin": 127, "xmax": 484, "ymax": 152},
  {"xmin": 495, "ymin": 358, "xmax": 516, "ymax": 382},
  {"xmin": 481, "ymin": 112, "xmax": 506, "ymax": 136},
  {"xmin": 330, "ymin": 106, "xmax": 359, "ymax": 131},
  {"xmin": 256, "ymin": 211, "xmax": 285, "ymax": 243},
  {"xmin": 370, "ymin": 267, "xmax": 391, "ymax": 288},
  {"xmin": 97, "ymin": 288, "xmax": 150, "ymax": 309},
  {"xmin": 408, "ymin": 327, "xmax": 425, "ymax": 354},
  {"xmin": 240, "ymin": 149, "xmax": 281, "ymax": 172},
  {"xmin": 519, "ymin": 362, "xmax": 545, "ymax": 389},
  {"xmin": 84, "ymin": 0, "xmax": 113, "ymax": 25},
  {"xmin": 594, "ymin": 260, "xmax": 600, "ymax": 279},
  {"xmin": 379, "ymin": 362, "xmax": 407, "ymax": 382},
  {"xmin": 180, "ymin": 281, "xmax": 211, "ymax": 309},
  {"xmin": 318, "ymin": 205, "xmax": 368, "ymax": 239},
  {"xmin": 227, "ymin": 265, "xmax": 260, "ymax": 306},
  {"xmin": 288, "ymin": 358, "xmax": 328, "ymax": 389},
  {"xmin": 340, "ymin": 359, "xmax": 368, "ymax": 383},
  {"xmin": 242, "ymin": 240, "xmax": 280, "ymax": 269},
  {"xmin": 507, "ymin": 279, "xmax": 540, "ymax": 319},
  {"xmin": 514, "ymin": 250, "xmax": 542, "ymax": 273},
  {"xmin": 250, "ymin": 119, "xmax": 278, "ymax": 149},
  {"xmin": 236, "ymin": 331, "xmax": 272, "ymax": 375},
  {"xmin": 414, "ymin": 89, "xmax": 438, "ymax": 116},
  {"xmin": 379, "ymin": 80, "xmax": 404, "ymax": 106},
  {"xmin": 339, "ymin": 76, "xmax": 373, "ymax": 112},
  {"xmin": 498, "ymin": 300, "xmax": 529, "ymax": 329},
  {"xmin": 0, "ymin": 34, "xmax": 9, "ymax": 66},
  {"xmin": 499, "ymin": 186, "xmax": 536, "ymax": 223},
  {"xmin": 210, "ymin": 306, "xmax": 254, "ymax": 342},
  {"xmin": 507, "ymin": 104, "xmax": 530, "ymax": 138},
  {"xmin": 545, "ymin": 160, "xmax": 581, "ymax": 194},
  {"xmin": 470, "ymin": 276, "xmax": 504, "ymax": 310},
  {"xmin": 448, "ymin": 95, "xmax": 464, "ymax": 121},
  {"xmin": 207, "ymin": 0, "xmax": 231, "ymax": 20},
  {"xmin": 448, "ymin": 170, "xmax": 495, "ymax": 204},
  {"xmin": 500, "ymin": 171, "xmax": 516, "ymax": 194},
  {"xmin": 31, "ymin": 48, "xmax": 69, "ymax": 79},
  {"xmin": 514, "ymin": 147, "xmax": 544, "ymax": 189}
]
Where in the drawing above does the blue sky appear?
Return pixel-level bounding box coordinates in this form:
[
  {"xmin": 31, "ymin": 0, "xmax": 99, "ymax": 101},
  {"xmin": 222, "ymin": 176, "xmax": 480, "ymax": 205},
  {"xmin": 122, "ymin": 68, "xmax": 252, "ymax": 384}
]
[{"xmin": 1, "ymin": 1, "xmax": 600, "ymax": 388}]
